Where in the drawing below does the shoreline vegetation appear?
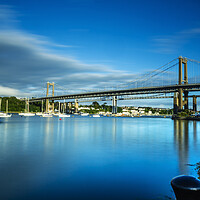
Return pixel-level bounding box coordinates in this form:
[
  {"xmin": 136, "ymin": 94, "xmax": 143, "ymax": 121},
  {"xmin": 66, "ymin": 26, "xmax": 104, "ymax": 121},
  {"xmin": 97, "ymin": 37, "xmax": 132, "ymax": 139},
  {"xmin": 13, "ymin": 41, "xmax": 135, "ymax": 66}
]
[
  {"xmin": 1, "ymin": 96, "xmax": 199, "ymax": 120},
  {"xmin": 0, "ymin": 96, "xmax": 173, "ymax": 117},
  {"xmin": 172, "ymin": 109, "xmax": 200, "ymax": 121}
]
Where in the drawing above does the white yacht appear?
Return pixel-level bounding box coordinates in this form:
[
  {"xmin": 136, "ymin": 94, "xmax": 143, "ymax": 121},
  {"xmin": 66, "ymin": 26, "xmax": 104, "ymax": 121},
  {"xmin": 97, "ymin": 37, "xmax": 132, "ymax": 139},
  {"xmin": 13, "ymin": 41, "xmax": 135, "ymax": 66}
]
[
  {"xmin": 19, "ymin": 98, "xmax": 35, "ymax": 116},
  {"xmin": 36, "ymin": 112, "xmax": 43, "ymax": 116},
  {"xmin": 22, "ymin": 113, "xmax": 35, "ymax": 116},
  {"xmin": 81, "ymin": 113, "xmax": 89, "ymax": 116},
  {"xmin": 41, "ymin": 113, "xmax": 53, "ymax": 118},
  {"xmin": 0, "ymin": 112, "xmax": 12, "ymax": 118},
  {"xmin": 0, "ymin": 99, "xmax": 12, "ymax": 118},
  {"xmin": 93, "ymin": 114, "xmax": 100, "ymax": 118},
  {"xmin": 18, "ymin": 112, "xmax": 35, "ymax": 116},
  {"xmin": 58, "ymin": 113, "xmax": 70, "ymax": 118},
  {"xmin": 57, "ymin": 102, "xmax": 70, "ymax": 117}
]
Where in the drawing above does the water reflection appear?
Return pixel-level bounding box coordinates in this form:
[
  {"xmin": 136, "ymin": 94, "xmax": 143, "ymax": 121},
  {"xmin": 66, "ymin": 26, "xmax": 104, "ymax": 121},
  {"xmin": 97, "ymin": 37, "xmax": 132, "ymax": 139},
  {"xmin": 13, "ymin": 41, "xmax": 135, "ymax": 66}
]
[
  {"xmin": 43, "ymin": 118, "xmax": 54, "ymax": 152},
  {"xmin": 0, "ymin": 117, "xmax": 200, "ymax": 199},
  {"xmin": 112, "ymin": 118, "xmax": 117, "ymax": 143},
  {"xmin": 173, "ymin": 120, "xmax": 198, "ymax": 174}
]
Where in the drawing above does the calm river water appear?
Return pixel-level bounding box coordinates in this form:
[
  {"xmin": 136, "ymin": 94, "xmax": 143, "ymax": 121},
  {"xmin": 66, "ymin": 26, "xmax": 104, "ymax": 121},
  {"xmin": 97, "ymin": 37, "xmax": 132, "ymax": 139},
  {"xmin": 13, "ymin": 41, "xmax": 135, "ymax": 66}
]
[{"xmin": 0, "ymin": 115, "xmax": 199, "ymax": 200}]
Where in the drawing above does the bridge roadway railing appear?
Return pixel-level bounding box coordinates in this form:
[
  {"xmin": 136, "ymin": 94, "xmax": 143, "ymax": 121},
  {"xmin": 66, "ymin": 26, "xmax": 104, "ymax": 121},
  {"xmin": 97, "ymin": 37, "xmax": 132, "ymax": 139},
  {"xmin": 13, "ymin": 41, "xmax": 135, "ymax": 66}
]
[{"xmin": 29, "ymin": 83, "xmax": 200, "ymax": 102}]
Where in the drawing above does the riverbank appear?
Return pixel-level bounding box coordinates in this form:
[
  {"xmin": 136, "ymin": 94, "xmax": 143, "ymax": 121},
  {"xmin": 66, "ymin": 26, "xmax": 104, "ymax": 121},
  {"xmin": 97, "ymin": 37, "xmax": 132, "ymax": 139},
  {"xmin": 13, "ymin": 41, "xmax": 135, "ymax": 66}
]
[{"xmin": 172, "ymin": 115, "xmax": 200, "ymax": 121}]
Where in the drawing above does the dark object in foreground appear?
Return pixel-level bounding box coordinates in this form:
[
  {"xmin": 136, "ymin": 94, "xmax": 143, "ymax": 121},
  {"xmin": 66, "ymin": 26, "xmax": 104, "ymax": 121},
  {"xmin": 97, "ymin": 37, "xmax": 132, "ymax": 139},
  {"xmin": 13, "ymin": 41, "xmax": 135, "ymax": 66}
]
[{"xmin": 171, "ymin": 175, "xmax": 200, "ymax": 200}]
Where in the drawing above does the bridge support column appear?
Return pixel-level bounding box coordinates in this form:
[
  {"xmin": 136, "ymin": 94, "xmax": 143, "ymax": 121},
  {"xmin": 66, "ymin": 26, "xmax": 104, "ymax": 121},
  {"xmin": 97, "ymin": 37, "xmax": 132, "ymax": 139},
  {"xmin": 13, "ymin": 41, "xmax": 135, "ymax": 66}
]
[
  {"xmin": 184, "ymin": 91, "xmax": 189, "ymax": 110},
  {"xmin": 112, "ymin": 96, "xmax": 117, "ymax": 114},
  {"xmin": 63, "ymin": 102, "xmax": 66, "ymax": 113},
  {"xmin": 46, "ymin": 100, "xmax": 49, "ymax": 113},
  {"xmin": 60, "ymin": 103, "xmax": 64, "ymax": 113},
  {"xmin": 173, "ymin": 92, "xmax": 179, "ymax": 114},
  {"xmin": 193, "ymin": 96, "xmax": 197, "ymax": 112},
  {"xmin": 25, "ymin": 99, "xmax": 29, "ymax": 113},
  {"xmin": 178, "ymin": 88, "xmax": 183, "ymax": 111},
  {"xmin": 52, "ymin": 100, "xmax": 54, "ymax": 113},
  {"xmin": 46, "ymin": 82, "xmax": 55, "ymax": 113},
  {"xmin": 178, "ymin": 57, "xmax": 188, "ymax": 112},
  {"xmin": 41, "ymin": 100, "xmax": 44, "ymax": 113},
  {"xmin": 67, "ymin": 102, "xmax": 72, "ymax": 114},
  {"xmin": 75, "ymin": 99, "xmax": 79, "ymax": 113}
]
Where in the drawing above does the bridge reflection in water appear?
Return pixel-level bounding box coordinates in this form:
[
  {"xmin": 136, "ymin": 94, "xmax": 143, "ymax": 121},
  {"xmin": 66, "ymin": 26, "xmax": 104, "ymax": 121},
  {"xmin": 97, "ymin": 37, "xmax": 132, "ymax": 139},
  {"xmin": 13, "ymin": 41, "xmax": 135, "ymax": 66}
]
[{"xmin": 174, "ymin": 120, "xmax": 198, "ymax": 175}]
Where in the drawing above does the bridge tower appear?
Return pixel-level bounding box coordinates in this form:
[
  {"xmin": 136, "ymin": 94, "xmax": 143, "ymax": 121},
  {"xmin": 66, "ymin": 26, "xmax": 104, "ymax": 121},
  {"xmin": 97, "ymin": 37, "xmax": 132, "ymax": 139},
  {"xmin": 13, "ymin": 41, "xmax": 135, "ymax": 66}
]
[
  {"xmin": 174, "ymin": 57, "xmax": 188, "ymax": 113},
  {"xmin": 46, "ymin": 82, "xmax": 55, "ymax": 113}
]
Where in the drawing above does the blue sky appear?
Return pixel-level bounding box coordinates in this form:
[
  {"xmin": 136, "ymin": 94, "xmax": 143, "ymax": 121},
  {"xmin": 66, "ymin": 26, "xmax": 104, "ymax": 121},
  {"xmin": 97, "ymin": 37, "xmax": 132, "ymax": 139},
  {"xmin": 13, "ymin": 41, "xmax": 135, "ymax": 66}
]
[{"xmin": 0, "ymin": 0, "xmax": 200, "ymax": 107}]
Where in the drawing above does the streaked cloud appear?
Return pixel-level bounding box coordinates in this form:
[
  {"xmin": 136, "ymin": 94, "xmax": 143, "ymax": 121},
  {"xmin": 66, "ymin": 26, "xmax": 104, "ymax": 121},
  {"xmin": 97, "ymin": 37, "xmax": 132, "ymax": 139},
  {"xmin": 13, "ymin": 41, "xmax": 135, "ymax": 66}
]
[
  {"xmin": 152, "ymin": 27, "xmax": 200, "ymax": 54},
  {"xmin": 0, "ymin": 5, "xmax": 136, "ymax": 97},
  {"xmin": 0, "ymin": 85, "xmax": 28, "ymax": 96}
]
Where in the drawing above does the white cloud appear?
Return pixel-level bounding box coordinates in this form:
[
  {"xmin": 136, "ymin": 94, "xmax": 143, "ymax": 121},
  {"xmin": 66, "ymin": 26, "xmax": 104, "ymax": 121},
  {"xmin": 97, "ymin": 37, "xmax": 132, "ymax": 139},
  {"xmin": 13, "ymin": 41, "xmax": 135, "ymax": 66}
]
[{"xmin": 0, "ymin": 85, "xmax": 28, "ymax": 96}]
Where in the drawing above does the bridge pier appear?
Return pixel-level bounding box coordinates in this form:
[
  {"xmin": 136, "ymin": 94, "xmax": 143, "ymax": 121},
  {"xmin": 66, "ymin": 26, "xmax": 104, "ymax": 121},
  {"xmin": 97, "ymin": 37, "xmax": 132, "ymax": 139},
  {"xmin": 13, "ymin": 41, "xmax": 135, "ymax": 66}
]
[
  {"xmin": 193, "ymin": 95, "xmax": 197, "ymax": 112},
  {"xmin": 46, "ymin": 99, "xmax": 49, "ymax": 113},
  {"xmin": 64, "ymin": 102, "xmax": 67, "ymax": 113},
  {"xmin": 173, "ymin": 92, "xmax": 179, "ymax": 114},
  {"xmin": 46, "ymin": 82, "xmax": 55, "ymax": 113},
  {"xmin": 184, "ymin": 91, "xmax": 189, "ymax": 110},
  {"xmin": 112, "ymin": 96, "xmax": 117, "ymax": 114},
  {"xmin": 25, "ymin": 99, "xmax": 29, "ymax": 113},
  {"xmin": 67, "ymin": 102, "xmax": 72, "ymax": 114},
  {"xmin": 75, "ymin": 99, "xmax": 79, "ymax": 113}
]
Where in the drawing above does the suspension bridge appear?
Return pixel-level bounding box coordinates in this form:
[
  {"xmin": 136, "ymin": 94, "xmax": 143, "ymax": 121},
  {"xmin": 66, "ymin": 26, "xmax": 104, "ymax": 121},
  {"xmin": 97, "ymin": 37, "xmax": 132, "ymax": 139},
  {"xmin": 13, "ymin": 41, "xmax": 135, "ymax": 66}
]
[{"xmin": 29, "ymin": 56, "xmax": 200, "ymax": 114}]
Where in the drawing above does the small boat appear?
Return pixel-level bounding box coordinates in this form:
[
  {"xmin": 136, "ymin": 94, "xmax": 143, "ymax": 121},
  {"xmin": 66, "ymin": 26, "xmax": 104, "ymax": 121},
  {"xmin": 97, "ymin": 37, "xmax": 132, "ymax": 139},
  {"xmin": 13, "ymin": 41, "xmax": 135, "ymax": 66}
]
[
  {"xmin": 36, "ymin": 112, "xmax": 43, "ymax": 116},
  {"xmin": 0, "ymin": 100, "xmax": 12, "ymax": 118},
  {"xmin": 0, "ymin": 112, "xmax": 12, "ymax": 118},
  {"xmin": 93, "ymin": 114, "xmax": 100, "ymax": 118},
  {"xmin": 58, "ymin": 114, "xmax": 70, "ymax": 118},
  {"xmin": 19, "ymin": 113, "xmax": 35, "ymax": 116},
  {"xmin": 81, "ymin": 113, "xmax": 89, "ymax": 116},
  {"xmin": 19, "ymin": 98, "xmax": 35, "ymax": 116},
  {"xmin": 42, "ymin": 113, "xmax": 53, "ymax": 117},
  {"xmin": 23, "ymin": 113, "xmax": 35, "ymax": 116}
]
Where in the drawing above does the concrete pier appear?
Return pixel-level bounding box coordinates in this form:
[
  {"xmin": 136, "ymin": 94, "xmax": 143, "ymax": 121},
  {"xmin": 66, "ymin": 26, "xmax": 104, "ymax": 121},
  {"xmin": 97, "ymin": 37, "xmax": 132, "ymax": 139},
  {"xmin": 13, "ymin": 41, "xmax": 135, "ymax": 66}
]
[{"xmin": 112, "ymin": 96, "xmax": 117, "ymax": 114}]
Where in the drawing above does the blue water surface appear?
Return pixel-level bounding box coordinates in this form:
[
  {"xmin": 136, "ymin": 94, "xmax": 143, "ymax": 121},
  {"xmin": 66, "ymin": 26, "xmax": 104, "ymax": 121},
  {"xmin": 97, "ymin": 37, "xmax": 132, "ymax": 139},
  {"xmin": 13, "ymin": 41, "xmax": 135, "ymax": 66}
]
[{"xmin": 0, "ymin": 115, "xmax": 199, "ymax": 200}]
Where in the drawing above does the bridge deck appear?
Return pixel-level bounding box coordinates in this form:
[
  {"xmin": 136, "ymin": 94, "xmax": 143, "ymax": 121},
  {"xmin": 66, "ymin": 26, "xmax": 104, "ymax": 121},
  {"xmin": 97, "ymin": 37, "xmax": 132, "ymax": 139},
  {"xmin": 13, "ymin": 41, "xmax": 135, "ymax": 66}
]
[{"xmin": 29, "ymin": 83, "xmax": 200, "ymax": 102}]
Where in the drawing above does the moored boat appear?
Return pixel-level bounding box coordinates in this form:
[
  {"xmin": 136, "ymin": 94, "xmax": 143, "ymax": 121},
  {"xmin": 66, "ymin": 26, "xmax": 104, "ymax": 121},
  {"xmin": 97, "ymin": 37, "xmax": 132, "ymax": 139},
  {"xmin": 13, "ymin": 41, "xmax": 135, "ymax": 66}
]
[
  {"xmin": 42, "ymin": 113, "xmax": 53, "ymax": 117},
  {"xmin": 0, "ymin": 112, "xmax": 12, "ymax": 118},
  {"xmin": 93, "ymin": 114, "xmax": 100, "ymax": 118},
  {"xmin": 81, "ymin": 113, "xmax": 89, "ymax": 116},
  {"xmin": 58, "ymin": 114, "xmax": 70, "ymax": 118},
  {"xmin": 36, "ymin": 112, "xmax": 43, "ymax": 116},
  {"xmin": 18, "ymin": 113, "xmax": 35, "ymax": 116},
  {"xmin": 23, "ymin": 113, "xmax": 35, "ymax": 116}
]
